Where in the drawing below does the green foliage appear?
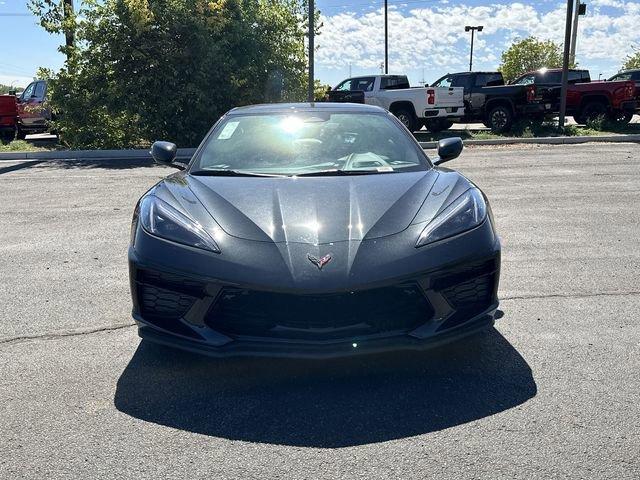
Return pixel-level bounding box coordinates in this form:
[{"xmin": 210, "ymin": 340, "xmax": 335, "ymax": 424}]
[
  {"xmin": 32, "ymin": 0, "xmax": 310, "ymax": 149},
  {"xmin": 0, "ymin": 83, "xmax": 17, "ymax": 94},
  {"xmin": 499, "ymin": 37, "xmax": 575, "ymax": 82},
  {"xmin": 313, "ymin": 79, "xmax": 331, "ymax": 101},
  {"xmin": 622, "ymin": 48, "xmax": 640, "ymax": 70}
]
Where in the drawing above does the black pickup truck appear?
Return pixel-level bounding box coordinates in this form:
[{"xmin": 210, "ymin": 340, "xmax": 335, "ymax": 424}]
[{"xmin": 430, "ymin": 71, "xmax": 550, "ymax": 132}]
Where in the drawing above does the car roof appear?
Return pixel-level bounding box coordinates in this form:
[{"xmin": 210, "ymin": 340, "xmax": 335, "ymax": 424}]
[
  {"xmin": 522, "ymin": 68, "xmax": 588, "ymax": 75},
  {"xmin": 227, "ymin": 102, "xmax": 387, "ymax": 115},
  {"xmin": 449, "ymin": 71, "xmax": 501, "ymax": 75}
]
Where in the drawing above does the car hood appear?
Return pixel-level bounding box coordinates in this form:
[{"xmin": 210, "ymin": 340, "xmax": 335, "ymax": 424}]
[{"xmin": 156, "ymin": 169, "xmax": 469, "ymax": 245}]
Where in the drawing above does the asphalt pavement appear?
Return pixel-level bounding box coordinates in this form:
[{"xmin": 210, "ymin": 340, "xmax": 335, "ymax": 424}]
[{"xmin": 1, "ymin": 143, "xmax": 639, "ymax": 479}]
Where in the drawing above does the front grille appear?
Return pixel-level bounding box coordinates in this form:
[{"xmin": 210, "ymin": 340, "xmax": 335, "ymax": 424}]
[
  {"xmin": 139, "ymin": 284, "xmax": 196, "ymax": 320},
  {"xmin": 205, "ymin": 284, "xmax": 434, "ymax": 341},
  {"xmin": 432, "ymin": 258, "xmax": 499, "ymax": 331},
  {"xmin": 441, "ymin": 275, "xmax": 493, "ymax": 308},
  {"xmin": 134, "ymin": 268, "xmax": 205, "ymax": 339}
]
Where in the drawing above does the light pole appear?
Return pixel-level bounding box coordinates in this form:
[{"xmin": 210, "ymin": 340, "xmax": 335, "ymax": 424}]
[
  {"xmin": 465, "ymin": 25, "xmax": 483, "ymax": 72},
  {"xmin": 308, "ymin": 0, "xmax": 314, "ymax": 102},
  {"xmin": 384, "ymin": 0, "xmax": 388, "ymax": 74}
]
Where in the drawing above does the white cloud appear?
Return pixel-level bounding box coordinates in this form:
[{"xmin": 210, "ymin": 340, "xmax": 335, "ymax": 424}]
[
  {"xmin": 0, "ymin": 74, "xmax": 33, "ymax": 88},
  {"xmin": 316, "ymin": 2, "xmax": 640, "ymax": 74}
]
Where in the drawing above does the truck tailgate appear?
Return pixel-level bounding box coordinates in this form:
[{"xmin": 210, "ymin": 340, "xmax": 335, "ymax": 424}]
[{"xmin": 436, "ymin": 87, "xmax": 464, "ymax": 108}]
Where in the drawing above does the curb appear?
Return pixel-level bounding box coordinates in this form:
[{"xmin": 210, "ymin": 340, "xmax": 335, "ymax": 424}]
[
  {"xmin": 418, "ymin": 134, "xmax": 640, "ymax": 149},
  {"xmin": 0, "ymin": 148, "xmax": 197, "ymax": 162},
  {"xmin": 1, "ymin": 134, "xmax": 639, "ymax": 161}
]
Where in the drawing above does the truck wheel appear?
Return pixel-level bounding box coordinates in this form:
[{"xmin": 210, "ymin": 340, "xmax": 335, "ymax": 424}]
[
  {"xmin": 487, "ymin": 105, "xmax": 513, "ymax": 133},
  {"xmin": 579, "ymin": 102, "xmax": 607, "ymax": 124},
  {"xmin": 424, "ymin": 119, "xmax": 453, "ymax": 133},
  {"xmin": 608, "ymin": 110, "xmax": 633, "ymax": 125},
  {"xmin": 393, "ymin": 109, "xmax": 417, "ymax": 132}
]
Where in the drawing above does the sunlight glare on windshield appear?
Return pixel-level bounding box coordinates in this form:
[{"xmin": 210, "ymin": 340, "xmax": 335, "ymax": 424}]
[{"xmin": 279, "ymin": 116, "xmax": 305, "ymax": 134}]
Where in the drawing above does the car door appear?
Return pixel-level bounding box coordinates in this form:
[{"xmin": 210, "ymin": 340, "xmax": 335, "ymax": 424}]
[{"xmin": 18, "ymin": 81, "xmax": 47, "ymax": 127}]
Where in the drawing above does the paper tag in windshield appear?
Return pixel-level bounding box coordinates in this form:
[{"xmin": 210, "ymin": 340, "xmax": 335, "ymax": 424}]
[
  {"xmin": 377, "ymin": 166, "xmax": 394, "ymax": 172},
  {"xmin": 217, "ymin": 121, "xmax": 239, "ymax": 140}
]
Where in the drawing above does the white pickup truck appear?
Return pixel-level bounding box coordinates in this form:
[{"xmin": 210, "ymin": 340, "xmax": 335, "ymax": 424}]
[{"xmin": 327, "ymin": 74, "xmax": 465, "ymax": 132}]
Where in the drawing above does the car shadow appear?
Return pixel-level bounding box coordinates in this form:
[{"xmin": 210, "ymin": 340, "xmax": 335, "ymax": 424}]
[{"xmin": 114, "ymin": 326, "xmax": 536, "ymax": 448}]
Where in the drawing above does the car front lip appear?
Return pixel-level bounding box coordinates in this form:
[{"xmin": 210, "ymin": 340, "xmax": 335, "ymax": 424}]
[
  {"xmin": 133, "ymin": 307, "xmax": 497, "ymax": 359},
  {"xmin": 129, "ymin": 217, "xmax": 501, "ymax": 358}
]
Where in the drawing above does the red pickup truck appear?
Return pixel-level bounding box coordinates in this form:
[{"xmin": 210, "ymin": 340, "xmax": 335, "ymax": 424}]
[
  {"xmin": 511, "ymin": 69, "xmax": 637, "ymax": 124},
  {"xmin": 0, "ymin": 94, "xmax": 17, "ymax": 141},
  {"xmin": 0, "ymin": 80, "xmax": 51, "ymax": 140}
]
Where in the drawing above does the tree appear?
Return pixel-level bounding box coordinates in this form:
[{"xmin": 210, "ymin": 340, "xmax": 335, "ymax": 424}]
[
  {"xmin": 499, "ymin": 37, "xmax": 575, "ymax": 82},
  {"xmin": 29, "ymin": 0, "xmax": 76, "ymax": 61},
  {"xmin": 0, "ymin": 84, "xmax": 18, "ymax": 95},
  {"xmin": 313, "ymin": 80, "xmax": 331, "ymax": 101},
  {"xmin": 622, "ymin": 48, "xmax": 640, "ymax": 70},
  {"xmin": 31, "ymin": 0, "xmax": 310, "ymax": 149}
]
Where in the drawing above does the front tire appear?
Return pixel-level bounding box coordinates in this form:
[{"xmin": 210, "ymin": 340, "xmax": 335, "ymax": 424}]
[
  {"xmin": 577, "ymin": 101, "xmax": 607, "ymax": 125},
  {"xmin": 424, "ymin": 118, "xmax": 453, "ymax": 133},
  {"xmin": 486, "ymin": 105, "xmax": 513, "ymax": 133},
  {"xmin": 608, "ymin": 110, "xmax": 633, "ymax": 125},
  {"xmin": 393, "ymin": 109, "xmax": 417, "ymax": 132}
]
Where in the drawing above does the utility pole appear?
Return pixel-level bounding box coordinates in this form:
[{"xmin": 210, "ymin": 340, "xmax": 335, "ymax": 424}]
[
  {"xmin": 465, "ymin": 25, "xmax": 483, "ymax": 72},
  {"xmin": 384, "ymin": 0, "xmax": 388, "ymax": 74},
  {"xmin": 569, "ymin": 1, "xmax": 586, "ymax": 64},
  {"xmin": 62, "ymin": 0, "xmax": 75, "ymax": 50},
  {"xmin": 559, "ymin": 0, "xmax": 574, "ymax": 130},
  {"xmin": 308, "ymin": 0, "xmax": 314, "ymax": 102}
]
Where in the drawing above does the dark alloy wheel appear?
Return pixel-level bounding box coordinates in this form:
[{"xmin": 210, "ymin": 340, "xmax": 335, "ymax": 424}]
[
  {"xmin": 394, "ymin": 109, "xmax": 417, "ymax": 132},
  {"xmin": 487, "ymin": 105, "xmax": 513, "ymax": 133}
]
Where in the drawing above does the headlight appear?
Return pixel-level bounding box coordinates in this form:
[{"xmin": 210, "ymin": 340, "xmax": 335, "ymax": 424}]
[
  {"xmin": 416, "ymin": 188, "xmax": 487, "ymax": 247},
  {"xmin": 139, "ymin": 195, "xmax": 220, "ymax": 253}
]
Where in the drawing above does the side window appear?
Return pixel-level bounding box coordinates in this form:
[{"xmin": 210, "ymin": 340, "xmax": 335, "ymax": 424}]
[
  {"xmin": 434, "ymin": 76, "xmax": 452, "ymax": 88},
  {"xmin": 34, "ymin": 82, "xmax": 46, "ymax": 100},
  {"xmin": 611, "ymin": 73, "xmax": 632, "ymax": 81},
  {"xmin": 568, "ymin": 71, "xmax": 584, "ymax": 83},
  {"xmin": 335, "ymin": 80, "xmax": 352, "ymax": 91},
  {"xmin": 450, "ymin": 76, "xmax": 467, "ymax": 88},
  {"xmin": 352, "ymin": 77, "xmax": 375, "ymax": 91},
  {"xmin": 514, "ymin": 75, "xmax": 535, "ymax": 85},
  {"xmin": 381, "ymin": 76, "xmax": 409, "ymax": 90},
  {"xmin": 486, "ymin": 74, "xmax": 504, "ymax": 86},
  {"xmin": 21, "ymin": 82, "xmax": 36, "ymax": 101}
]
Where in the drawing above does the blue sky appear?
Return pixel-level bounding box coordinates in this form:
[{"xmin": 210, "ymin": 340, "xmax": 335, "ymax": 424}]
[{"xmin": 1, "ymin": 0, "xmax": 638, "ymax": 88}]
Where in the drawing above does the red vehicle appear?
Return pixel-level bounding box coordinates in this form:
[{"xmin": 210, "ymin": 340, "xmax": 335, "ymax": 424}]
[
  {"xmin": 16, "ymin": 80, "xmax": 50, "ymax": 139},
  {"xmin": 0, "ymin": 80, "xmax": 51, "ymax": 140},
  {"xmin": 608, "ymin": 69, "xmax": 640, "ymax": 122},
  {"xmin": 512, "ymin": 68, "xmax": 637, "ymax": 124},
  {"xmin": 0, "ymin": 94, "xmax": 17, "ymax": 141}
]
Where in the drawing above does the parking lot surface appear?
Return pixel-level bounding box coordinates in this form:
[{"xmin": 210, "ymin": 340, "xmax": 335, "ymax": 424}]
[{"xmin": 1, "ymin": 143, "xmax": 639, "ymax": 479}]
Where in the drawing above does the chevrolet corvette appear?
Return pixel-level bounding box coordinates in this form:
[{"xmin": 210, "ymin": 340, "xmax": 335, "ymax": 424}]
[{"xmin": 128, "ymin": 103, "xmax": 501, "ymax": 358}]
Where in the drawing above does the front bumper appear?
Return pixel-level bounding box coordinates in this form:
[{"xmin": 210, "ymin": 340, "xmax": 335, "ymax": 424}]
[{"xmin": 129, "ymin": 218, "xmax": 501, "ymax": 358}]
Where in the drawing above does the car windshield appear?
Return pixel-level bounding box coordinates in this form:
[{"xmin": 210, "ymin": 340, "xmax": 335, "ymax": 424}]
[{"xmin": 191, "ymin": 112, "xmax": 429, "ymax": 176}]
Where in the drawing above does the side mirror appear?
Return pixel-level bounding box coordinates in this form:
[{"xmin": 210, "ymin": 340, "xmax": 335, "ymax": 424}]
[
  {"xmin": 434, "ymin": 137, "xmax": 463, "ymax": 165},
  {"xmin": 151, "ymin": 141, "xmax": 179, "ymax": 167}
]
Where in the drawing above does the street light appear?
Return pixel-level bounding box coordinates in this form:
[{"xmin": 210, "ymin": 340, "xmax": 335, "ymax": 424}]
[{"xmin": 465, "ymin": 25, "xmax": 483, "ymax": 72}]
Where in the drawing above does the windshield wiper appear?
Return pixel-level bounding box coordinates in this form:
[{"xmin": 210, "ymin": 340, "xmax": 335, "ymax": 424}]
[
  {"xmin": 191, "ymin": 169, "xmax": 284, "ymax": 177},
  {"xmin": 295, "ymin": 169, "xmax": 391, "ymax": 177}
]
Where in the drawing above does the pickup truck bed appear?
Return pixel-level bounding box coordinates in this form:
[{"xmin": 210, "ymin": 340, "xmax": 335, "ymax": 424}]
[{"xmin": 0, "ymin": 95, "xmax": 17, "ymax": 140}]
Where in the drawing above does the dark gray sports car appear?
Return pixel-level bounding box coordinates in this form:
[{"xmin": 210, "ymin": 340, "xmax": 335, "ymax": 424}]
[{"xmin": 129, "ymin": 103, "xmax": 500, "ymax": 358}]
